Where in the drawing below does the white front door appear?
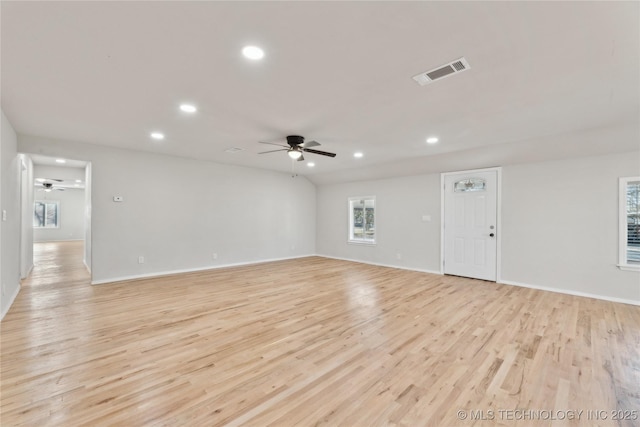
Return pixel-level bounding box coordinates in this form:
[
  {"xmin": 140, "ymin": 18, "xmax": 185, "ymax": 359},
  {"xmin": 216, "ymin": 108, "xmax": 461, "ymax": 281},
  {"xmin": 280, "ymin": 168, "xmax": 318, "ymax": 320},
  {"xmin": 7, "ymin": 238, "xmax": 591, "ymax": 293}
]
[{"xmin": 443, "ymin": 169, "xmax": 498, "ymax": 281}]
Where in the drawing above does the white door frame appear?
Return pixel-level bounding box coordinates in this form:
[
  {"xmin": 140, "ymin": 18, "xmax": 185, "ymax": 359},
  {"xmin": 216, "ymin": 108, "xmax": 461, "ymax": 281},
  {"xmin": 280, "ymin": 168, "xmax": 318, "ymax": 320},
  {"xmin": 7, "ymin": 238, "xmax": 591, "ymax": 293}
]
[{"xmin": 440, "ymin": 167, "xmax": 502, "ymax": 282}]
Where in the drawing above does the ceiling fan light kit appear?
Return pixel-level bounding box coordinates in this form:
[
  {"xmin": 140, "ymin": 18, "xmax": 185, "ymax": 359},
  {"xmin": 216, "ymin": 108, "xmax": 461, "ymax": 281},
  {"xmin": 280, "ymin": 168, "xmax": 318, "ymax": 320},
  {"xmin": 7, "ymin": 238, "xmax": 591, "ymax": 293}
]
[
  {"xmin": 258, "ymin": 135, "xmax": 336, "ymax": 162},
  {"xmin": 287, "ymin": 148, "xmax": 303, "ymax": 160}
]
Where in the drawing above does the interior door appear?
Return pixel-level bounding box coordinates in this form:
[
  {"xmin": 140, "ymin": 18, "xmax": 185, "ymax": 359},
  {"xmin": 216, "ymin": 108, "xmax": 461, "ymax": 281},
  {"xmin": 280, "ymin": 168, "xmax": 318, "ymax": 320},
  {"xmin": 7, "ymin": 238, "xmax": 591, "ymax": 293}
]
[{"xmin": 443, "ymin": 170, "xmax": 498, "ymax": 281}]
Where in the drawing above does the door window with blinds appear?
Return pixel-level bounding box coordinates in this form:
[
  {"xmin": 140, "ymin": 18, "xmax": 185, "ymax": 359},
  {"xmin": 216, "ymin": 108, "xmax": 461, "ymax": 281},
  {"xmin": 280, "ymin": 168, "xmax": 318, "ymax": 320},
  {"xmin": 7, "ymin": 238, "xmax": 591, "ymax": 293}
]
[
  {"xmin": 34, "ymin": 200, "xmax": 59, "ymax": 228},
  {"xmin": 348, "ymin": 196, "xmax": 376, "ymax": 244},
  {"xmin": 620, "ymin": 177, "xmax": 640, "ymax": 270}
]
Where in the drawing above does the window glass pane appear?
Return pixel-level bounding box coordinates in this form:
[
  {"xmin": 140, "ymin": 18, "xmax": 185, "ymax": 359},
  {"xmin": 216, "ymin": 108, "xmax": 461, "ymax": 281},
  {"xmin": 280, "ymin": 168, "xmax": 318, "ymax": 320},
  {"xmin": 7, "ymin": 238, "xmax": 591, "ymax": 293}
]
[
  {"xmin": 627, "ymin": 180, "xmax": 640, "ymax": 264},
  {"xmin": 352, "ymin": 200, "xmax": 364, "ymax": 239},
  {"xmin": 454, "ymin": 178, "xmax": 486, "ymax": 192},
  {"xmin": 349, "ymin": 197, "xmax": 375, "ymax": 243},
  {"xmin": 365, "ymin": 207, "xmax": 375, "ymax": 235},
  {"xmin": 34, "ymin": 201, "xmax": 45, "ymax": 227},
  {"xmin": 34, "ymin": 201, "xmax": 58, "ymax": 228}
]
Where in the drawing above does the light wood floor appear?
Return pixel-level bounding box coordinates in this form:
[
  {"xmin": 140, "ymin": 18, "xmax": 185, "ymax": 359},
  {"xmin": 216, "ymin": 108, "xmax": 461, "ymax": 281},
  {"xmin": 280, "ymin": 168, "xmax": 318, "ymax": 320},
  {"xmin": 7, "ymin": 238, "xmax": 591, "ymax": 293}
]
[{"xmin": 1, "ymin": 241, "xmax": 639, "ymax": 426}]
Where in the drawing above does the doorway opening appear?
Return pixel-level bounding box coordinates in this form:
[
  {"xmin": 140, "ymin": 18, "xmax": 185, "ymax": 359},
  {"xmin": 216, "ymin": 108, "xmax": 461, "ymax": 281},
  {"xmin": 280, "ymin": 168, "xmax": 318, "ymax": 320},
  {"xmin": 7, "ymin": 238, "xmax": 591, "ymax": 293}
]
[
  {"xmin": 18, "ymin": 154, "xmax": 92, "ymax": 284},
  {"xmin": 440, "ymin": 167, "xmax": 502, "ymax": 282}
]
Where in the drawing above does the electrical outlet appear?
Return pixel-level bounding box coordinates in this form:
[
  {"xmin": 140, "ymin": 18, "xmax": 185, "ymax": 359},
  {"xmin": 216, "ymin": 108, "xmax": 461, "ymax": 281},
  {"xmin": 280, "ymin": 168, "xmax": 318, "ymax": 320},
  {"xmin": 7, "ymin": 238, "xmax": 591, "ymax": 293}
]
[
  {"xmin": 2, "ymin": 210, "xmax": 6, "ymax": 221},
  {"xmin": 396, "ymin": 253, "xmax": 402, "ymax": 260},
  {"xmin": 138, "ymin": 256, "xmax": 145, "ymax": 264},
  {"xmin": 212, "ymin": 253, "xmax": 218, "ymax": 260}
]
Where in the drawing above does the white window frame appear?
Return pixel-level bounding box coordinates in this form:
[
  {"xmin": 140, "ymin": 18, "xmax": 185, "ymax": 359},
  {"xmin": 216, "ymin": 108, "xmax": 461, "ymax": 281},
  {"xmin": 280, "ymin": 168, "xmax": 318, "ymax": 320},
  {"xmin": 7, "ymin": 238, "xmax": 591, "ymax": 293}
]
[
  {"xmin": 348, "ymin": 196, "xmax": 376, "ymax": 245},
  {"xmin": 34, "ymin": 200, "xmax": 60, "ymax": 229},
  {"xmin": 618, "ymin": 177, "xmax": 640, "ymax": 271}
]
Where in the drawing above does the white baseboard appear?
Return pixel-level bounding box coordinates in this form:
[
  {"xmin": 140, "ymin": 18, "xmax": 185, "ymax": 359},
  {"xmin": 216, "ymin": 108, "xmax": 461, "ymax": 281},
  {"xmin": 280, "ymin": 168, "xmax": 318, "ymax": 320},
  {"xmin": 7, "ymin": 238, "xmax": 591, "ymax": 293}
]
[
  {"xmin": 317, "ymin": 254, "xmax": 639, "ymax": 306},
  {"xmin": 88, "ymin": 253, "xmax": 639, "ymax": 306},
  {"xmin": 83, "ymin": 259, "xmax": 91, "ymax": 274},
  {"xmin": 34, "ymin": 238, "xmax": 84, "ymax": 243},
  {"xmin": 316, "ymin": 254, "xmax": 443, "ymax": 276},
  {"xmin": 20, "ymin": 263, "xmax": 34, "ymax": 280},
  {"xmin": 499, "ymin": 279, "xmax": 640, "ymax": 306},
  {"xmin": 90, "ymin": 254, "xmax": 317, "ymax": 285},
  {"xmin": 1, "ymin": 283, "xmax": 21, "ymax": 321}
]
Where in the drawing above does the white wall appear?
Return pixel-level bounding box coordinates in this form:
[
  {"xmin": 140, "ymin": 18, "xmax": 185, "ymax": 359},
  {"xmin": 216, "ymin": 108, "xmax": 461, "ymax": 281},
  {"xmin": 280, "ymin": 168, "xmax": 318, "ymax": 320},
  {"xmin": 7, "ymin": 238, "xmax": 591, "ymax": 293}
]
[
  {"xmin": 500, "ymin": 152, "xmax": 639, "ymax": 303},
  {"xmin": 317, "ymin": 151, "xmax": 640, "ymax": 304},
  {"xmin": 33, "ymin": 165, "xmax": 85, "ymax": 242},
  {"xmin": 1, "ymin": 111, "xmax": 22, "ymax": 319},
  {"xmin": 33, "ymin": 189, "xmax": 85, "ymax": 242},
  {"xmin": 18, "ymin": 135, "xmax": 316, "ymax": 284},
  {"xmin": 14, "ymin": 133, "xmax": 638, "ymax": 303},
  {"xmin": 317, "ymin": 174, "xmax": 442, "ymax": 273}
]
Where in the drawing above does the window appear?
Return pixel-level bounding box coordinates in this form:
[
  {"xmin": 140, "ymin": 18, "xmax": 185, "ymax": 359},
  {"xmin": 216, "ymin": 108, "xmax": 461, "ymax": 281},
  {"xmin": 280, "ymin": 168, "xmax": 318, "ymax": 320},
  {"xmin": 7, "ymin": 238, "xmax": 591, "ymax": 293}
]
[
  {"xmin": 34, "ymin": 201, "xmax": 59, "ymax": 228},
  {"xmin": 619, "ymin": 177, "xmax": 640, "ymax": 271},
  {"xmin": 454, "ymin": 178, "xmax": 486, "ymax": 192},
  {"xmin": 348, "ymin": 196, "xmax": 375, "ymax": 244}
]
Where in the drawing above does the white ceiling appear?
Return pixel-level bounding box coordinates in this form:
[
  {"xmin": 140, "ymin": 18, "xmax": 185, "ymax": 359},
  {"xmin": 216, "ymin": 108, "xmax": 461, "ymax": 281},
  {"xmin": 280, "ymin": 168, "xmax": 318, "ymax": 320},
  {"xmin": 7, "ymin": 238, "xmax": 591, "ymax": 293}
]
[
  {"xmin": 31, "ymin": 156, "xmax": 86, "ymax": 190},
  {"xmin": 2, "ymin": 2, "xmax": 638, "ymax": 184},
  {"xmin": 30, "ymin": 154, "xmax": 87, "ymax": 169}
]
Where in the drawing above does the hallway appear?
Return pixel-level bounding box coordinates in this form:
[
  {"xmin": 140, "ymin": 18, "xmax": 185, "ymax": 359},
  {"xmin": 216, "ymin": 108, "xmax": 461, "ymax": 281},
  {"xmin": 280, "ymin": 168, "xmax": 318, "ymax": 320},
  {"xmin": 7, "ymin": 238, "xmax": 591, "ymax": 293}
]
[{"xmin": 25, "ymin": 240, "xmax": 89, "ymax": 288}]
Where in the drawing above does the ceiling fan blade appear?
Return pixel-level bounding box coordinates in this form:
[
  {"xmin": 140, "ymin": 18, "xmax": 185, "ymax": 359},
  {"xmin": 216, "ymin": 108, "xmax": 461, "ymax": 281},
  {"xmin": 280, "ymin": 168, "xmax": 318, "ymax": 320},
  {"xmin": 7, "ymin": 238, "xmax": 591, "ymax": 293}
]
[
  {"xmin": 297, "ymin": 154, "xmax": 305, "ymax": 162},
  {"xmin": 300, "ymin": 140, "xmax": 320, "ymax": 148},
  {"xmin": 258, "ymin": 149, "xmax": 288, "ymax": 154},
  {"xmin": 302, "ymin": 148, "xmax": 336, "ymax": 158},
  {"xmin": 258, "ymin": 141, "xmax": 288, "ymax": 148},
  {"xmin": 37, "ymin": 178, "xmax": 64, "ymax": 182}
]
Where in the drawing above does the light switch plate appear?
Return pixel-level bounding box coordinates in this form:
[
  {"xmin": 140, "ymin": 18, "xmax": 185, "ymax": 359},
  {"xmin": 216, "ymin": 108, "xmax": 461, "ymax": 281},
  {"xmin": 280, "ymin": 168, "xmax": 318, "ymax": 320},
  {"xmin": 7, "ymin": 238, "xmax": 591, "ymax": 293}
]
[{"xmin": 113, "ymin": 196, "xmax": 123, "ymax": 202}]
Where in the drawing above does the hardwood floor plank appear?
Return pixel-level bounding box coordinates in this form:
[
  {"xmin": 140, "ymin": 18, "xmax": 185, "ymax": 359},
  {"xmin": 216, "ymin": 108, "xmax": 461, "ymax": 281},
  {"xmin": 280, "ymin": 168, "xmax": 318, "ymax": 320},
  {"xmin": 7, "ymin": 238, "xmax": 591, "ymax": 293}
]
[{"xmin": 1, "ymin": 241, "xmax": 639, "ymax": 426}]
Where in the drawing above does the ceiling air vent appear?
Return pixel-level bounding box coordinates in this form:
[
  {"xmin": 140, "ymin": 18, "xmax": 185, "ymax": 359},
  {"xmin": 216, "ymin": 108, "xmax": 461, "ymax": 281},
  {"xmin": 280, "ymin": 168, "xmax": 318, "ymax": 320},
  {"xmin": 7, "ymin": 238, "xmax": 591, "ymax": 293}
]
[
  {"xmin": 224, "ymin": 147, "xmax": 244, "ymax": 153},
  {"xmin": 412, "ymin": 57, "xmax": 471, "ymax": 86}
]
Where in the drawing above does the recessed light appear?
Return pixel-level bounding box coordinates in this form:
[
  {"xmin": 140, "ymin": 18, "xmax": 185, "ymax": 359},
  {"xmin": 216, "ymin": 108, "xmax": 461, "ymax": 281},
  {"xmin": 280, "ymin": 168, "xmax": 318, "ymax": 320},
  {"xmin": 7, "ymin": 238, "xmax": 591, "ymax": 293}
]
[
  {"xmin": 354, "ymin": 152, "xmax": 363, "ymax": 158},
  {"xmin": 180, "ymin": 104, "xmax": 197, "ymax": 113},
  {"xmin": 55, "ymin": 159, "xmax": 66, "ymax": 164},
  {"xmin": 426, "ymin": 137, "xmax": 439, "ymax": 144},
  {"xmin": 75, "ymin": 179, "xmax": 82, "ymax": 183},
  {"xmin": 307, "ymin": 162, "xmax": 315, "ymax": 167},
  {"xmin": 150, "ymin": 132, "xmax": 165, "ymax": 140},
  {"xmin": 242, "ymin": 45, "xmax": 264, "ymax": 60}
]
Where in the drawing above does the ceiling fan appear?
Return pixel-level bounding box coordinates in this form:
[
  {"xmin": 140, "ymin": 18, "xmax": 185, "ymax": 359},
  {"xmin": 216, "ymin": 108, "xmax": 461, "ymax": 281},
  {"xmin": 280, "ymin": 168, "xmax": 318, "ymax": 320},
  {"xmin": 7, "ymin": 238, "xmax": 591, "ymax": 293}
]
[
  {"xmin": 258, "ymin": 135, "xmax": 336, "ymax": 161},
  {"xmin": 35, "ymin": 178, "xmax": 65, "ymax": 192}
]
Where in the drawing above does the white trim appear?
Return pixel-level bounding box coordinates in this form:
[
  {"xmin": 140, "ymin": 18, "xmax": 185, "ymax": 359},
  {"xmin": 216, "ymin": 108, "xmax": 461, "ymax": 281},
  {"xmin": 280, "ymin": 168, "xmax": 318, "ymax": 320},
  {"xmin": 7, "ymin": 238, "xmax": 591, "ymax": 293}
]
[
  {"xmin": 617, "ymin": 264, "xmax": 640, "ymax": 272},
  {"xmin": 88, "ymin": 254, "xmax": 639, "ymax": 306},
  {"xmin": 347, "ymin": 195, "xmax": 376, "ymax": 245},
  {"xmin": 619, "ymin": 176, "xmax": 640, "ymax": 268},
  {"xmin": 83, "ymin": 259, "xmax": 91, "ymax": 274},
  {"xmin": 316, "ymin": 254, "xmax": 442, "ymax": 276},
  {"xmin": 33, "ymin": 199, "xmax": 60, "ymax": 228},
  {"xmin": 440, "ymin": 167, "xmax": 502, "ymax": 282},
  {"xmin": 440, "ymin": 173, "xmax": 444, "ymax": 275},
  {"xmin": 90, "ymin": 254, "xmax": 316, "ymax": 285},
  {"xmin": 33, "ymin": 238, "xmax": 84, "ymax": 243},
  {"xmin": 499, "ymin": 279, "xmax": 639, "ymax": 307},
  {"xmin": 316, "ymin": 256, "xmax": 639, "ymax": 306},
  {"xmin": 1, "ymin": 284, "xmax": 21, "ymax": 321},
  {"xmin": 347, "ymin": 241, "xmax": 377, "ymax": 246},
  {"xmin": 20, "ymin": 263, "xmax": 34, "ymax": 280}
]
